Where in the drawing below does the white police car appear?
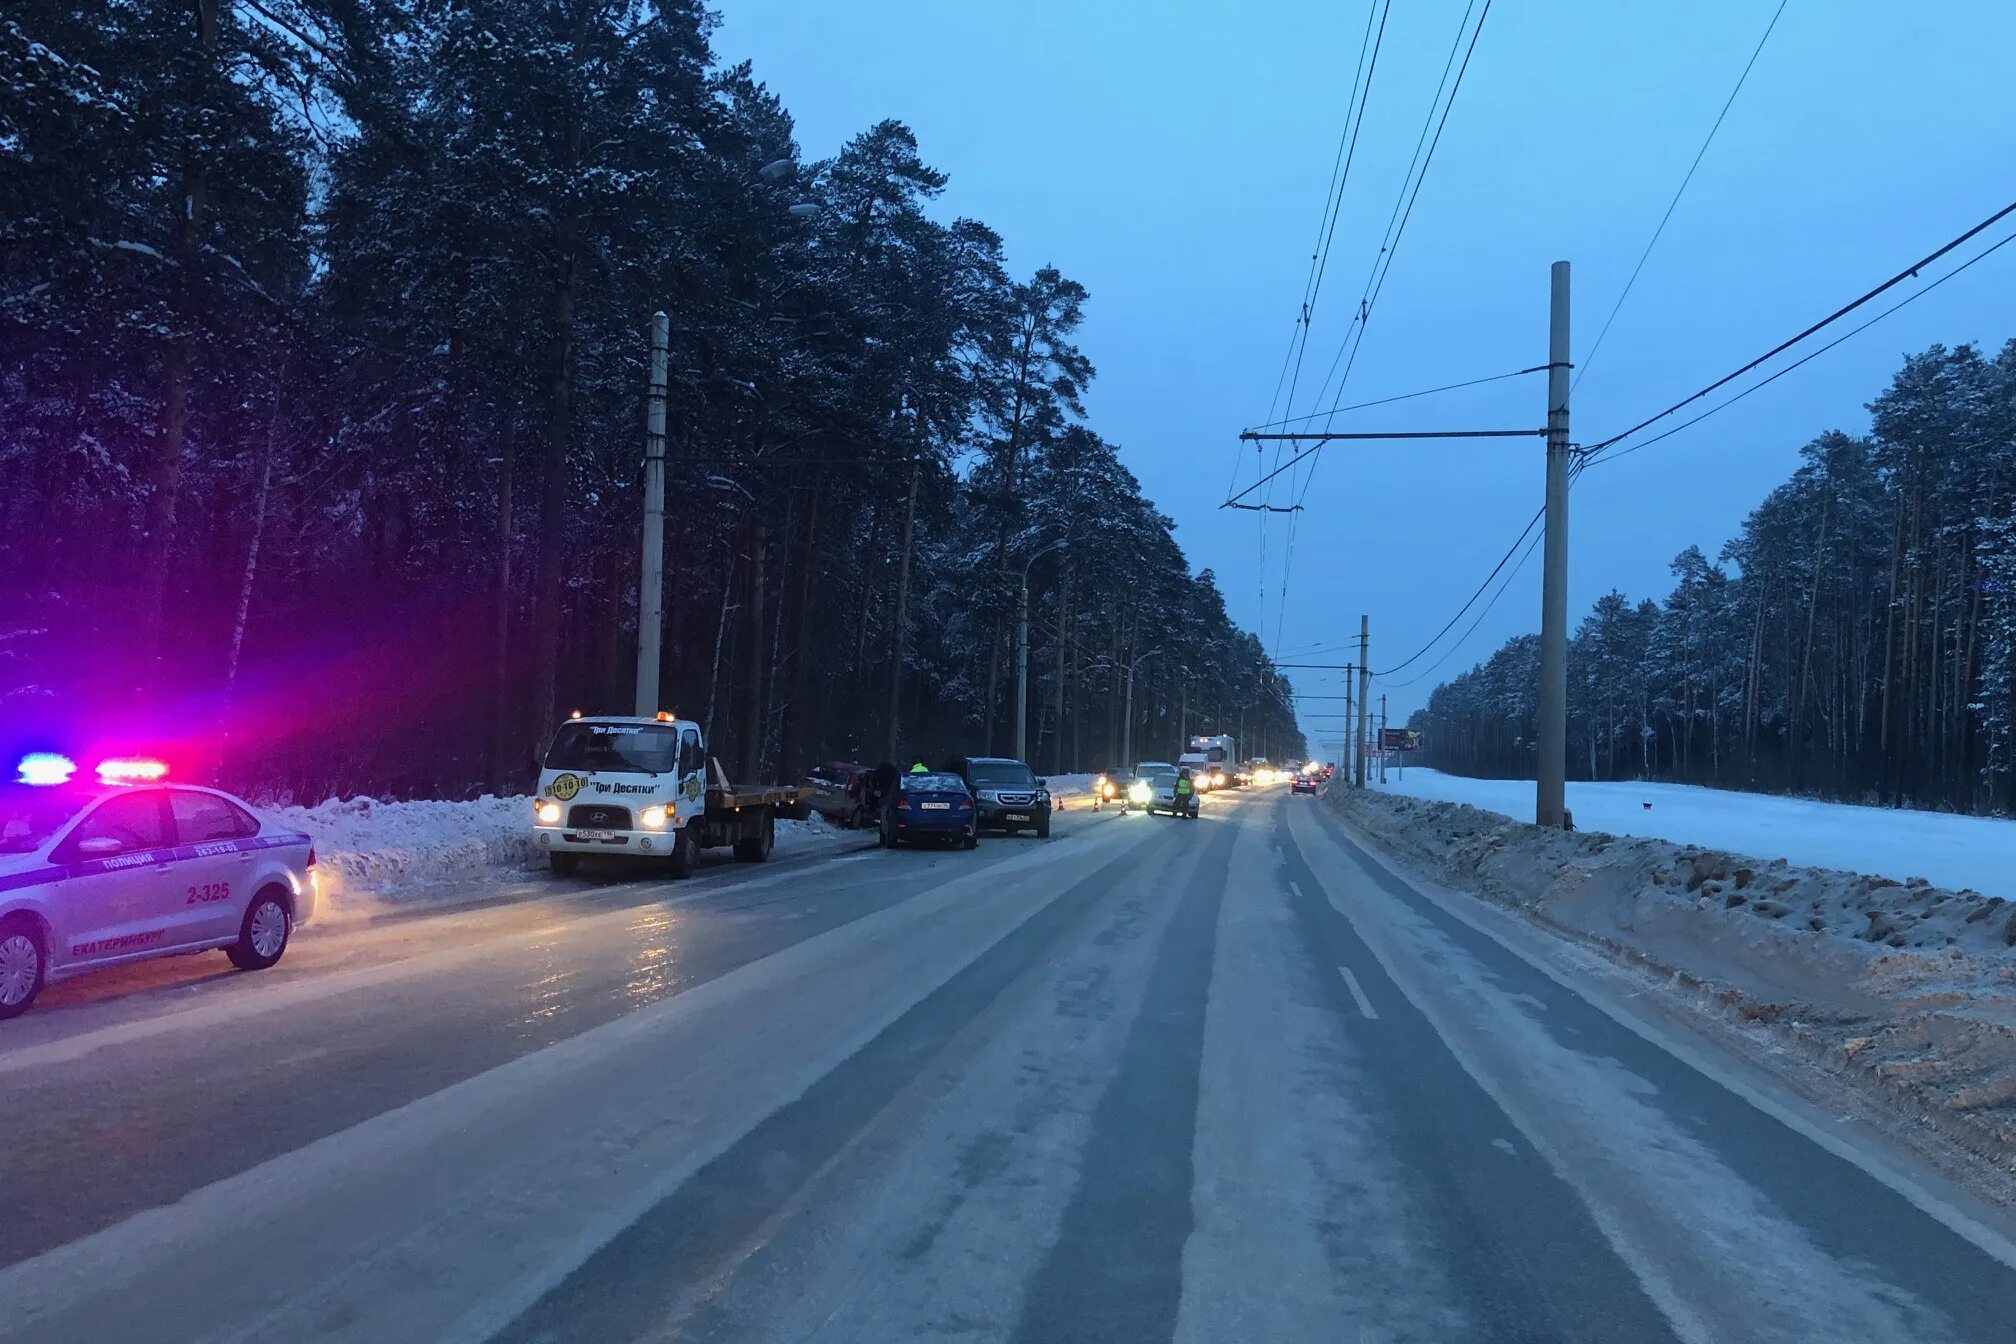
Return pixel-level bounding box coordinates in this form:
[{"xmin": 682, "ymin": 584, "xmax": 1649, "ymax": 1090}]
[{"xmin": 0, "ymin": 755, "xmax": 319, "ymax": 1019}]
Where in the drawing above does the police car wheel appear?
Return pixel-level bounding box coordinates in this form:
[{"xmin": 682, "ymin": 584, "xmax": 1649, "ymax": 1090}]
[
  {"xmin": 227, "ymin": 889, "xmax": 292, "ymax": 972},
  {"xmin": 0, "ymin": 917, "xmax": 46, "ymax": 1020}
]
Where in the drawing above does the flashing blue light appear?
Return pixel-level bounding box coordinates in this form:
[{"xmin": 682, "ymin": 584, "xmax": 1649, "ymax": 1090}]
[{"xmin": 18, "ymin": 753, "xmax": 77, "ymax": 786}]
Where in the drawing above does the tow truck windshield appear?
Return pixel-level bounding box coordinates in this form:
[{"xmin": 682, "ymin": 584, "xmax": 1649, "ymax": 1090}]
[
  {"xmin": 544, "ymin": 722, "xmax": 680, "ymax": 774},
  {"xmin": 0, "ymin": 785, "xmax": 85, "ymax": 853}
]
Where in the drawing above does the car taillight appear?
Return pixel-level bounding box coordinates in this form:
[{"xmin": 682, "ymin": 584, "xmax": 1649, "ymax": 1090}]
[
  {"xmin": 955, "ymin": 796, "xmax": 972, "ymax": 809},
  {"xmin": 895, "ymin": 798, "xmax": 911, "ymax": 810}
]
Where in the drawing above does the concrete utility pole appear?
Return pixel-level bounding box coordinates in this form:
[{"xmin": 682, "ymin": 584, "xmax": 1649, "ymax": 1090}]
[
  {"xmin": 1378, "ymin": 693, "xmax": 1388, "ymax": 784},
  {"xmin": 1355, "ymin": 616, "xmax": 1370, "ymax": 788},
  {"xmin": 634, "ymin": 311, "xmax": 669, "ymax": 717},
  {"xmin": 1014, "ymin": 537, "xmax": 1068, "ymax": 762},
  {"xmin": 1343, "ymin": 674, "xmax": 1353, "ymax": 770},
  {"xmin": 1537, "ymin": 262, "xmax": 1572, "ymax": 828}
]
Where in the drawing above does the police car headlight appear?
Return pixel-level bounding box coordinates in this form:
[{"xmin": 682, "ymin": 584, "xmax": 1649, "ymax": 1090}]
[
  {"xmin": 535, "ymin": 800, "xmax": 562, "ymax": 825},
  {"xmin": 639, "ymin": 805, "xmax": 669, "ymax": 830}
]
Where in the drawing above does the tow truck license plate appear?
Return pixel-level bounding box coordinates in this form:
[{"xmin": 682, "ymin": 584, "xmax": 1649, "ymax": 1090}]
[
  {"xmin": 921, "ymin": 802, "xmax": 951, "ymax": 810},
  {"xmin": 574, "ymin": 829, "xmax": 615, "ymax": 841},
  {"xmin": 1005, "ymin": 813, "xmax": 1030, "ymax": 822}
]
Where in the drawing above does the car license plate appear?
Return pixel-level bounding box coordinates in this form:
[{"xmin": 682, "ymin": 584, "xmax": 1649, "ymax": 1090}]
[
  {"xmin": 921, "ymin": 802, "xmax": 950, "ymax": 810},
  {"xmin": 1005, "ymin": 813, "xmax": 1030, "ymax": 822},
  {"xmin": 574, "ymin": 829, "xmax": 615, "ymax": 841}
]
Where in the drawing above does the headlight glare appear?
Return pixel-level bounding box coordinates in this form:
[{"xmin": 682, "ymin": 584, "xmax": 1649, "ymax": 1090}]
[{"xmin": 535, "ymin": 800, "xmax": 562, "ymax": 825}]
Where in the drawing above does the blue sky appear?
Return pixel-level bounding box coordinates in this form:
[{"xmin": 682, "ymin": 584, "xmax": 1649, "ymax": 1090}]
[{"xmin": 711, "ymin": 0, "xmax": 2016, "ymax": 749}]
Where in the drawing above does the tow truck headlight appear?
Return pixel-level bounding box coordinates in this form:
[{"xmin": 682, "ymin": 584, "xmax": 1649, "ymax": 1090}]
[
  {"xmin": 1129, "ymin": 781, "xmax": 1152, "ymax": 804},
  {"xmin": 535, "ymin": 799, "xmax": 562, "ymax": 825},
  {"xmin": 639, "ymin": 805, "xmax": 670, "ymax": 830}
]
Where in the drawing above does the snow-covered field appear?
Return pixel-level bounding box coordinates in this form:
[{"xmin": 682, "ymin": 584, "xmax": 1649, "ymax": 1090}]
[
  {"xmin": 1374, "ymin": 767, "xmax": 2016, "ymax": 901},
  {"xmin": 267, "ymin": 795, "xmax": 849, "ymax": 916}
]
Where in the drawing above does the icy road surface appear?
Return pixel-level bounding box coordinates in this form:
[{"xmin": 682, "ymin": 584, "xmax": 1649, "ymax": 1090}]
[{"xmin": 3, "ymin": 789, "xmax": 2014, "ymax": 1343}]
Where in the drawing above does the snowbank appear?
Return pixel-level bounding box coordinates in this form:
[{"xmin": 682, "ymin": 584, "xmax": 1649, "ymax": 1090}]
[
  {"xmin": 1329, "ymin": 788, "xmax": 2016, "ymax": 1154},
  {"xmin": 1375, "ymin": 767, "xmax": 2016, "ymax": 902},
  {"xmin": 268, "ymin": 795, "xmax": 847, "ymax": 916}
]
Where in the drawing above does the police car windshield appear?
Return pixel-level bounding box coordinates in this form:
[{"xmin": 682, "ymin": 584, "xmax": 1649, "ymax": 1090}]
[
  {"xmin": 0, "ymin": 786, "xmax": 84, "ymax": 853},
  {"xmin": 544, "ymin": 723, "xmax": 680, "ymax": 774}
]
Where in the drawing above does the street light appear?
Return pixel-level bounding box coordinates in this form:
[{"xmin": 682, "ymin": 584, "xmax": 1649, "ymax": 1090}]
[
  {"xmin": 1119, "ymin": 646, "xmax": 1161, "ymax": 768},
  {"xmin": 1014, "ymin": 535, "xmax": 1070, "ymax": 763}
]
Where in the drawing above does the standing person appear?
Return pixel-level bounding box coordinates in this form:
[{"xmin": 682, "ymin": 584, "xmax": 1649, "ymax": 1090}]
[{"xmin": 1174, "ymin": 767, "xmax": 1197, "ymax": 819}]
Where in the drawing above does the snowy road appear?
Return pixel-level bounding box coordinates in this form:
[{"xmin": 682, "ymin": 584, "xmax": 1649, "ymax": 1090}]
[{"xmin": 3, "ymin": 788, "xmax": 2015, "ymax": 1343}]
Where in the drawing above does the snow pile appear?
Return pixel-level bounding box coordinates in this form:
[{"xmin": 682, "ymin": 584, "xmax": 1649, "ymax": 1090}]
[
  {"xmin": 269, "ymin": 795, "xmax": 849, "ymax": 914},
  {"xmin": 1329, "ymin": 788, "xmax": 2016, "ymax": 1152},
  {"xmin": 267, "ymin": 795, "xmax": 544, "ymax": 903},
  {"xmin": 1374, "ymin": 767, "xmax": 2016, "ymax": 902}
]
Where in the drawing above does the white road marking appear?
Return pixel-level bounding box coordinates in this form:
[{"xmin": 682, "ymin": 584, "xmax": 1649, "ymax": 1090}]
[{"xmin": 1337, "ymin": 967, "xmax": 1379, "ymax": 1020}]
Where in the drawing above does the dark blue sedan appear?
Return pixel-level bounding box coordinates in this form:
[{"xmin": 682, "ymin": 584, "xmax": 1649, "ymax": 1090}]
[{"xmin": 878, "ymin": 772, "xmax": 979, "ymax": 849}]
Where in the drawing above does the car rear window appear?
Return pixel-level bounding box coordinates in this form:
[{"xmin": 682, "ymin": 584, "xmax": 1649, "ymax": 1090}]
[
  {"xmin": 901, "ymin": 773, "xmax": 967, "ymax": 792},
  {"xmin": 171, "ymin": 790, "xmax": 259, "ymax": 843}
]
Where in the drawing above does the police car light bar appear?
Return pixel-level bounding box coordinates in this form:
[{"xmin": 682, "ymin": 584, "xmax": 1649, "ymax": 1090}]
[
  {"xmin": 17, "ymin": 753, "xmax": 77, "ymax": 786},
  {"xmin": 97, "ymin": 757, "xmax": 169, "ymax": 783}
]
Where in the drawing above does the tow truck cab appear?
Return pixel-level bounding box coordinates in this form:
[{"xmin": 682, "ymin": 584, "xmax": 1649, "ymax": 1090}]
[{"xmin": 532, "ymin": 714, "xmax": 809, "ymax": 878}]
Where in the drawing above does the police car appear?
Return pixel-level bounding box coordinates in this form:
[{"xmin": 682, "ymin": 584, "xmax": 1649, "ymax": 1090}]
[{"xmin": 0, "ymin": 754, "xmax": 319, "ymax": 1019}]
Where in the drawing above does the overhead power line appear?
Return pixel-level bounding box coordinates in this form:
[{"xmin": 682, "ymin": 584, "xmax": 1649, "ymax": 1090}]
[
  {"xmin": 1574, "ymin": 0, "xmax": 1791, "ymax": 393},
  {"xmin": 1582, "ymin": 224, "xmax": 2016, "ymax": 472},
  {"xmin": 1244, "ymin": 364, "xmax": 1550, "ymax": 431},
  {"xmin": 1373, "ymin": 502, "xmax": 1541, "ymax": 678},
  {"xmin": 1313, "ymin": 0, "xmax": 1498, "ymax": 420},
  {"xmin": 1584, "ymin": 196, "xmax": 2016, "ymax": 459}
]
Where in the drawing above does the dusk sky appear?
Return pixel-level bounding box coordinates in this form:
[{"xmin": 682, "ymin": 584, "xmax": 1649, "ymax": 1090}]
[{"xmin": 712, "ymin": 0, "xmax": 2016, "ymax": 751}]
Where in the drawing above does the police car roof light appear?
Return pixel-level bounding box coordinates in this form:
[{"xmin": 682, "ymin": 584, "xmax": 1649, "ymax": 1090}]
[
  {"xmin": 97, "ymin": 757, "xmax": 169, "ymax": 784},
  {"xmin": 18, "ymin": 753, "xmax": 77, "ymax": 786}
]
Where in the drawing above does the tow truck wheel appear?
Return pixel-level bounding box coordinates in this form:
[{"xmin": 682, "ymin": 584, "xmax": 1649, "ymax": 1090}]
[
  {"xmin": 0, "ymin": 916, "xmax": 46, "ymax": 1020},
  {"xmin": 227, "ymin": 887, "xmax": 293, "ymax": 971},
  {"xmin": 668, "ymin": 828, "xmax": 699, "ymax": 879},
  {"xmin": 734, "ymin": 813, "xmax": 774, "ymax": 863},
  {"xmin": 548, "ymin": 852, "xmax": 580, "ymax": 877}
]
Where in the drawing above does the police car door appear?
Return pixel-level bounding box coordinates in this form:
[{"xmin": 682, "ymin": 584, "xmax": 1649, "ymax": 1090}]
[
  {"xmin": 167, "ymin": 789, "xmax": 261, "ymax": 943},
  {"xmin": 49, "ymin": 790, "xmax": 180, "ymax": 965}
]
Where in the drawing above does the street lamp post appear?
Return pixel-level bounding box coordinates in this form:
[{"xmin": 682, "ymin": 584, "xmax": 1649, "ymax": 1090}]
[{"xmin": 1014, "ymin": 536, "xmax": 1070, "ymax": 762}]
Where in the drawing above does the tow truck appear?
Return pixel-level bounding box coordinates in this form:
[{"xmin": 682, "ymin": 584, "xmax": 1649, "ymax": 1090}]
[{"xmin": 532, "ymin": 713, "xmax": 809, "ymax": 878}]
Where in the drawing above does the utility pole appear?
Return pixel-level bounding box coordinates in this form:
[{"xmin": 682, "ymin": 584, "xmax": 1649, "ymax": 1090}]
[
  {"xmin": 1014, "ymin": 569, "xmax": 1031, "ymax": 761},
  {"xmin": 885, "ymin": 455, "xmax": 920, "ymax": 759},
  {"xmin": 634, "ymin": 311, "xmax": 669, "ymax": 716},
  {"xmin": 1343, "ymin": 673, "xmax": 1353, "ymax": 770},
  {"xmin": 1355, "ymin": 615, "xmax": 1370, "ymax": 788},
  {"xmin": 1378, "ymin": 693, "xmax": 1388, "ymax": 784},
  {"xmin": 1537, "ymin": 262, "xmax": 1571, "ymax": 828}
]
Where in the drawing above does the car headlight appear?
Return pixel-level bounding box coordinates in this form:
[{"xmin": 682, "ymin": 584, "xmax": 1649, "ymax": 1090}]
[
  {"xmin": 639, "ymin": 805, "xmax": 669, "ymax": 830},
  {"xmin": 1102, "ymin": 781, "xmax": 1115, "ymax": 797},
  {"xmin": 1037, "ymin": 790, "xmax": 1050, "ymax": 805},
  {"xmin": 1129, "ymin": 781, "xmax": 1152, "ymax": 803},
  {"xmin": 535, "ymin": 799, "xmax": 562, "ymax": 825}
]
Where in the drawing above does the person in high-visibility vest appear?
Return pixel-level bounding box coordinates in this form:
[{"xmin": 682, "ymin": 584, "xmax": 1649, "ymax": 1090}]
[
  {"xmin": 909, "ymin": 761, "xmax": 930, "ymax": 774},
  {"xmin": 1173, "ymin": 768, "xmax": 1197, "ymax": 819}
]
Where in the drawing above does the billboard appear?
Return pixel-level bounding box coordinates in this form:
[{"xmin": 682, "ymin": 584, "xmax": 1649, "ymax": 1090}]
[{"xmin": 1379, "ymin": 728, "xmax": 1421, "ymax": 752}]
